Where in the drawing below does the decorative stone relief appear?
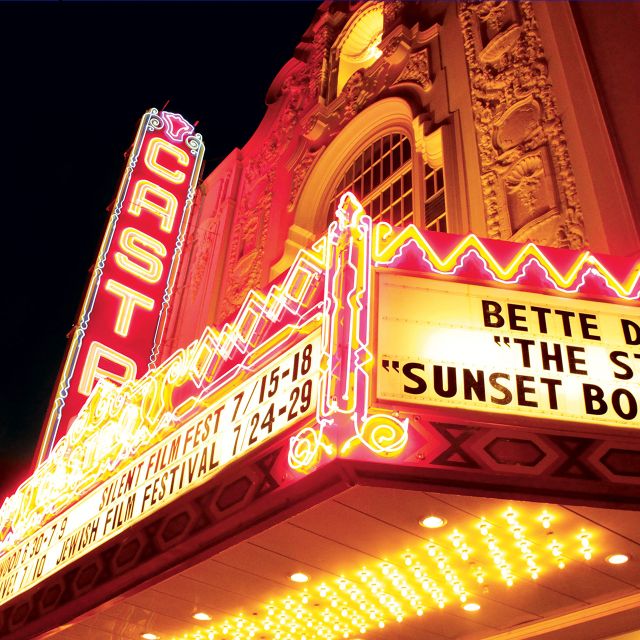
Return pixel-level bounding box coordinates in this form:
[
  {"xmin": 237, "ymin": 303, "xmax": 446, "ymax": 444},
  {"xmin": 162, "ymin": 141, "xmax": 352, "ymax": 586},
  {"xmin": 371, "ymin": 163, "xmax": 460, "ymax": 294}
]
[
  {"xmin": 310, "ymin": 23, "xmax": 333, "ymax": 101},
  {"xmin": 504, "ymin": 150, "xmax": 559, "ymax": 231},
  {"xmin": 188, "ymin": 216, "xmax": 219, "ymax": 302},
  {"xmin": 394, "ymin": 49, "xmax": 431, "ymax": 92},
  {"xmin": 340, "ymin": 69, "xmax": 373, "ymax": 122},
  {"xmin": 494, "ymin": 96, "xmax": 541, "ymax": 152},
  {"xmin": 459, "ymin": 1, "xmax": 584, "ymax": 249},
  {"xmin": 381, "ymin": 34, "xmax": 404, "ymax": 60},
  {"xmin": 289, "ymin": 148, "xmax": 320, "ymax": 210},
  {"xmin": 383, "ymin": 1, "xmax": 404, "ymax": 32},
  {"xmin": 223, "ymin": 182, "xmax": 274, "ymax": 311},
  {"xmin": 505, "ymin": 154, "xmax": 544, "ymax": 212},
  {"xmin": 307, "ymin": 30, "xmax": 423, "ymax": 140},
  {"xmin": 472, "ymin": 1, "xmax": 522, "ymax": 63}
]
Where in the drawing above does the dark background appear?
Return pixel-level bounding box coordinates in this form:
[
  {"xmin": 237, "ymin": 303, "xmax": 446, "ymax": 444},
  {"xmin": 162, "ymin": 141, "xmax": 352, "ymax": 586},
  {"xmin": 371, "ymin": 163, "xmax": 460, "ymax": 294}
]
[{"xmin": 0, "ymin": 1, "xmax": 319, "ymax": 496}]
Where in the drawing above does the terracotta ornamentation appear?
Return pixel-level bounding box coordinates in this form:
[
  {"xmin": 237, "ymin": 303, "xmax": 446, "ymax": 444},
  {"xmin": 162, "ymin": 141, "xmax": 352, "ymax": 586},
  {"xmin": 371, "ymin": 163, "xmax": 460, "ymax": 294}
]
[
  {"xmin": 459, "ymin": 1, "xmax": 584, "ymax": 248},
  {"xmin": 395, "ymin": 49, "xmax": 431, "ymax": 92}
]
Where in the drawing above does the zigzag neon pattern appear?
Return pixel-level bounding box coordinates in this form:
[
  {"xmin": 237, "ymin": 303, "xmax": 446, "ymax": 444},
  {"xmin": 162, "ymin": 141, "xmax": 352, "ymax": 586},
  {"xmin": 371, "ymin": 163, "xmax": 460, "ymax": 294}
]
[
  {"xmin": 373, "ymin": 222, "xmax": 640, "ymax": 299},
  {"xmin": 2, "ymin": 192, "xmax": 638, "ymax": 557},
  {"xmin": 0, "ymin": 237, "xmax": 327, "ymax": 553},
  {"xmin": 290, "ymin": 193, "xmax": 640, "ymax": 473}
]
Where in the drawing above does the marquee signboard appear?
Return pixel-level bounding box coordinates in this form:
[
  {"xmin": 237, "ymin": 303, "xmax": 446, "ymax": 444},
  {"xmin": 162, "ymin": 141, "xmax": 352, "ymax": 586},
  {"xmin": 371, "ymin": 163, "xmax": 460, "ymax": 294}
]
[
  {"xmin": 1, "ymin": 193, "xmax": 639, "ymax": 614},
  {"xmin": 286, "ymin": 194, "xmax": 640, "ymax": 473},
  {"xmin": 376, "ymin": 275, "xmax": 640, "ymax": 426},
  {"xmin": 0, "ymin": 331, "xmax": 320, "ymax": 603},
  {"xmin": 37, "ymin": 109, "xmax": 205, "ymax": 463}
]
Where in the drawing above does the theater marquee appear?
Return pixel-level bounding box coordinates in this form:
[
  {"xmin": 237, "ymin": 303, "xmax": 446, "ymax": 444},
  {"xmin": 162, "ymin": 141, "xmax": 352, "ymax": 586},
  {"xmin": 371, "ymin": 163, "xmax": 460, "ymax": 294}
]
[
  {"xmin": 287, "ymin": 194, "xmax": 640, "ymax": 473},
  {"xmin": 1, "ymin": 192, "xmax": 639, "ymax": 616},
  {"xmin": 0, "ymin": 332, "xmax": 320, "ymax": 603},
  {"xmin": 376, "ymin": 276, "xmax": 640, "ymax": 426}
]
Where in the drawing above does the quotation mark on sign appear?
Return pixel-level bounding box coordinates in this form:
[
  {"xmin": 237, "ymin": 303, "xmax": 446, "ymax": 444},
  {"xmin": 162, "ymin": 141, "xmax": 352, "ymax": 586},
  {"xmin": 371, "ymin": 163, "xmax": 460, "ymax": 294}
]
[
  {"xmin": 381, "ymin": 358, "xmax": 427, "ymax": 395},
  {"xmin": 494, "ymin": 335, "xmax": 511, "ymax": 347},
  {"xmin": 382, "ymin": 359, "xmax": 400, "ymax": 372}
]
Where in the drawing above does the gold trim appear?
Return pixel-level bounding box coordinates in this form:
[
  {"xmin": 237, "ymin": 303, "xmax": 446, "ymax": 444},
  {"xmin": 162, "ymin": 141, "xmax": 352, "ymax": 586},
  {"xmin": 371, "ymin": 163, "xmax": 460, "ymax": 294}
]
[{"xmin": 483, "ymin": 592, "xmax": 640, "ymax": 640}]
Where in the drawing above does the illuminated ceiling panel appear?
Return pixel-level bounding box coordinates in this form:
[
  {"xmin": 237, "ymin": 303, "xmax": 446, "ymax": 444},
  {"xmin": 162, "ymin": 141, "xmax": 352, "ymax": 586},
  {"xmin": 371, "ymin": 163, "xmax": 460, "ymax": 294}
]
[{"xmin": 48, "ymin": 488, "xmax": 640, "ymax": 640}]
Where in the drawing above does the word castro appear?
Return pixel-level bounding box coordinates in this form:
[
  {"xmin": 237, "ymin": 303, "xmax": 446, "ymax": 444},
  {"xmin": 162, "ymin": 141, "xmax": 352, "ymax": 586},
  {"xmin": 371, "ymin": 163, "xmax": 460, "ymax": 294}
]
[{"xmin": 40, "ymin": 109, "xmax": 203, "ymax": 461}]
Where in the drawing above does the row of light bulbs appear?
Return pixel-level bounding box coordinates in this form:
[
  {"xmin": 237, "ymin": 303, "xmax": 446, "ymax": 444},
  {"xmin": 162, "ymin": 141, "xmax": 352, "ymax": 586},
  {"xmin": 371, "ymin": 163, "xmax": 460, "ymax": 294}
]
[{"xmin": 137, "ymin": 508, "xmax": 630, "ymax": 640}]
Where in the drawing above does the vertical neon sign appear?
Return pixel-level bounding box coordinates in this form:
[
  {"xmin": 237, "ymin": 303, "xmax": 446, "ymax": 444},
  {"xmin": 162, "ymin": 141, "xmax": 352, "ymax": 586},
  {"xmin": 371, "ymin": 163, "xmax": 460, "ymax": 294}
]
[{"xmin": 37, "ymin": 109, "xmax": 204, "ymax": 463}]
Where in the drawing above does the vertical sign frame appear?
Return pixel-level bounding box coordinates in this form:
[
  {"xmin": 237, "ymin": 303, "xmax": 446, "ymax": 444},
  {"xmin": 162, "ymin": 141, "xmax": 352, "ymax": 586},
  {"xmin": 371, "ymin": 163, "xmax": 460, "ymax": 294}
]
[{"xmin": 37, "ymin": 109, "xmax": 204, "ymax": 463}]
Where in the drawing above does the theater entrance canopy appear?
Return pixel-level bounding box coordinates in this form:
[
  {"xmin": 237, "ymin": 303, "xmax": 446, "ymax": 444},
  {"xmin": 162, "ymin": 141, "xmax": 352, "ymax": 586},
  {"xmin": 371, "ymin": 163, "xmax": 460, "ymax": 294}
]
[{"xmin": 1, "ymin": 193, "xmax": 639, "ymax": 639}]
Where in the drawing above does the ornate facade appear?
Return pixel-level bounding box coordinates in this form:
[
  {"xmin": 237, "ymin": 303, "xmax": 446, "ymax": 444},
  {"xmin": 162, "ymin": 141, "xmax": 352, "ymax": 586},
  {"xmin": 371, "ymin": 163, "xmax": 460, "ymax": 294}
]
[
  {"xmin": 161, "ymin": 1, "xmax": 639, "ymax": 360},
  {"xmin": 4, "ymin": 3, "xmax": 640, "ymax": 639}
]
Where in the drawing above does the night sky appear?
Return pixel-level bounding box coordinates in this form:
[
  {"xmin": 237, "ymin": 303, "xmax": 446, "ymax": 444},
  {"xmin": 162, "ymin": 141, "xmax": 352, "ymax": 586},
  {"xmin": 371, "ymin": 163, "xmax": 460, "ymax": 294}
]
[{"xmin": 0, "ymin": 1, "xmax": 319, "ymax": 496}]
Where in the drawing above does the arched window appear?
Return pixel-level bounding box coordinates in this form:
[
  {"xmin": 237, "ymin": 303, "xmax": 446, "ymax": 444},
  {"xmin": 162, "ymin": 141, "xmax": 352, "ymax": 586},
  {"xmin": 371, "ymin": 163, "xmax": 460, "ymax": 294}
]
[
  {"xmin": 327, "ymin": 129, "xmax": 447, "ymax": 231},
  {"xmin": 276, "ymin": 101, "xmax": 453, "ymax": 280},
  {"xmin": 328, "ymin": 133, "xmax": 413, "ymax": 226}
]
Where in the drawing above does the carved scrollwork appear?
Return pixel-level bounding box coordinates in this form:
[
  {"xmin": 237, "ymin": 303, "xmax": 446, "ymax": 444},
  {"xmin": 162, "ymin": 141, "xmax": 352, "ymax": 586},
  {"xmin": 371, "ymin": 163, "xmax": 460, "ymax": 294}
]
[
  {"xmin": 479, "ymin": 23, "xmax": 522, "ymax": 64},
  {"xmin": 382, "ymin": 35, "xmax": 403, "ymax": 58},
  {"xmin": 494, "ymin": 96, "xmax": 541, "ymax": 152},
  {"xmin": 395, "ymin": 49, "xmax": 431, "ymax": 92},
  {"xmin": 504, "ymin": 154, "xmax": 544, "ymax": 214},
  {"xmin": 220, "ymin": 184, "xmax": 273, "ymax": 313},
  {"xmin": 341, "ymin": 69, "xmax": 371, "ymax": 120},
  {"xmin": 289, "ymin": 149, "xmax": 319, "ymax": 210},
  {"xmin": 473, "ymin": 1, "xmax": 509, "ymax": 31},
  {"xmin": 383, "ymin": 1, "xmax": 404, "ymax": 32},
  {"xmin": 188, "ymin": 217, "xmax": 218, "ymax": 301},
  {"xmin": 458, "ymin": 1, "xmax": 585, "ymax": 249}
]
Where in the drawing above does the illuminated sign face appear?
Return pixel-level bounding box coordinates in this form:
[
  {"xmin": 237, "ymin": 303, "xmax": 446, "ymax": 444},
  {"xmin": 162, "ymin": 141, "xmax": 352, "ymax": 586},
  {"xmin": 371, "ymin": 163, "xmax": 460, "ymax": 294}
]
[
  {"xmin": 0, "ymin": 332, "xmax": 321, "ymax": 604},
  {"xmin": 376, "ymin": 275, "xmax": 640, "ymax": 427},
  {"xmin": 39, "ymin": 109, "xmax": 204, "ymax": 461},
  {"xmin": 2, "ymin": 192, "xmax": 639, "ymax": 610}
]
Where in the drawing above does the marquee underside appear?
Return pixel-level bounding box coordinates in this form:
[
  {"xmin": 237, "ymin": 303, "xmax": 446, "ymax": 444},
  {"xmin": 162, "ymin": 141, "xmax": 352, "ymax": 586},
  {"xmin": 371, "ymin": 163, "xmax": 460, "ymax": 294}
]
[
  {"xmin": 47, "ymin": 486, "xmax": 640, "ymax": 640},
  {"xmin": 3, "ymin": 196, "xmax": 639, "ymax": 640}
]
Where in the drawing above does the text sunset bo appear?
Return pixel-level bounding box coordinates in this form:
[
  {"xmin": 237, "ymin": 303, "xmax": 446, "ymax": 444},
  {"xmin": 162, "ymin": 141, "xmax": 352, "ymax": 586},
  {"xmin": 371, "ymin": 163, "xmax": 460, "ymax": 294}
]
[{"xmin": 377, "ymin": 275, "xmax": 640, "ymax": 427}]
